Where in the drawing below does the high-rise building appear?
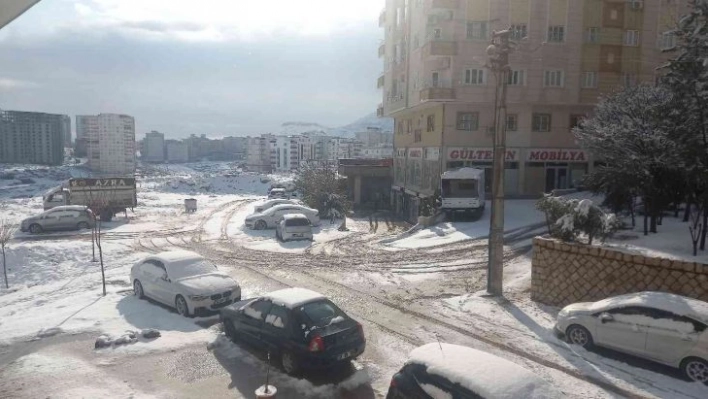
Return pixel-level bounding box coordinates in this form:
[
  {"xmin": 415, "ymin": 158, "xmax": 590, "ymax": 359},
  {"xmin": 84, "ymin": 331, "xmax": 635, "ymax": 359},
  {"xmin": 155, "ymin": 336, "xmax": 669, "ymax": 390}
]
[
  {"xmin": 381, "ymin": 0, "xmax": 687, "ymax": 218},
  {"xmin": 142, "ymin": 131, "xmax": 165, "ymax": 162},
  {"xmin": 166, "ymin": 140, "xmax": 189, "ymax": 163},
  {"xmin": 355, "ymin": 127, "xmax": 393, "ymax": 147},
  {"xmin": 60, "ymin": 115, "xmax": 71, "ymax": 148},
  {"xmin": 74, "ymin": 115, "xmax": 95, "ymax": 157},
  {"xmin": 83, "ymin": 114, "xmax": 136, "ymax": 176},
  {"xmin": 0, "ymin": 110, "xmax": 65, "ymax": 166}
]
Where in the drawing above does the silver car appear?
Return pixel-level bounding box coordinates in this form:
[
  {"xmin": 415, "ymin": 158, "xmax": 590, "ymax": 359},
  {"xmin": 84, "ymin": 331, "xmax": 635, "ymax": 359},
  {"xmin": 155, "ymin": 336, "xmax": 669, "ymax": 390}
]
[
  {"xmin": 254, "ymin": 199, "xmax": 300, "ymax": 214},
  {"xmin": 20, "ymin": 205, "xmax": 94, "ymax": 234},
  {"xmin": 130, "ymin": 250, "xmax": 241, "ymax": 317},
  {"xmin": 276, "ymin": 213, "xmax": 313, "ymax": 242},
  {"xmin": 555, "ymin": 291, "xmax": 708, "ymax": 382}
]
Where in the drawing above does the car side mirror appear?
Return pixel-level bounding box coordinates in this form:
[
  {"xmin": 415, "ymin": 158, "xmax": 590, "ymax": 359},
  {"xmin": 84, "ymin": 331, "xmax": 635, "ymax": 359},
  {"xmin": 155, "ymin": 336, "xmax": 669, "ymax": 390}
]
[{"xmin": 599, "ymin": 313, "xmax": 614, "ymax": 324}]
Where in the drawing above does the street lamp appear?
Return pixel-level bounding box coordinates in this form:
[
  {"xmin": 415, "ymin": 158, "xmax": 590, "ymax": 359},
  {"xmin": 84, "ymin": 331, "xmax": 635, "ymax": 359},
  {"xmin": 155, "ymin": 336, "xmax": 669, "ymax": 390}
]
[{"xmin": 486, "ymin": 29, "xmax": 512, "ymax": 296}]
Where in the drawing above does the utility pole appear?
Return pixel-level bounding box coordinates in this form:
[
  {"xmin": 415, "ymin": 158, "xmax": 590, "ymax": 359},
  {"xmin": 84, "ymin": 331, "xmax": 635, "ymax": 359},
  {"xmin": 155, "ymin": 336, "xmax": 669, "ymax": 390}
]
[{"xmin": 486, "ymin": 29, "xmax": 512, "ymax": 296}]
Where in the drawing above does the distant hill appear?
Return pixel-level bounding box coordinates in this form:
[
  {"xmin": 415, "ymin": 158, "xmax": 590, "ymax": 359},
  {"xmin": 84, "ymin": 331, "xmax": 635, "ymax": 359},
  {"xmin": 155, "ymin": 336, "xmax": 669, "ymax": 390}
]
[
  {"xmin": 279, "ymin": 121, "xmax": 329, "ymax": 135},
  {"xmin": 277, "ymin": 113, "xmax": 393, "ymax": 137}
]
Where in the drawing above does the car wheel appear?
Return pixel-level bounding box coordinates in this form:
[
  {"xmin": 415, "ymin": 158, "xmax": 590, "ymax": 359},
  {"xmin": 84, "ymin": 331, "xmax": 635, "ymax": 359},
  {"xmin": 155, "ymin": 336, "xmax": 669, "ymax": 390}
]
[
  {"xmin": 255, "ymin": 220, "xmax": 267, "ymax": 230},
  {"xmin": 566, "ymin": 325, "xmax": 593, "ymax": 348},
  {"xmin": 681, "ymin": 357, "xmax": 708, "ymax": 383},
  {"xmin": 77, "ymin": 221, "xmax": 89, "ymax": 230},
  {"xmin": 281, "ymin": 351, "xmax": 300, "ymax": 375},
  {"xmin": 175, "ymin": 295, "xmax": 192, "ymax": 318},
  {"xmin": 29, "ymin": 224, "xmax": 43, "ymax": 234},
  {"xmin": 133, "ymin": 280, "xmax": 145, "ymax": 299}
]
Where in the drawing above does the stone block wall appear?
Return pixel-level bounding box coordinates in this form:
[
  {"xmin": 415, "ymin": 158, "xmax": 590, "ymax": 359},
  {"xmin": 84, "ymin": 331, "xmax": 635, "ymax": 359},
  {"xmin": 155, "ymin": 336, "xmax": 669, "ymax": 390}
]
[{"xmin": 531, "ymin": 237, "xmax": 708, "ymax": 307}]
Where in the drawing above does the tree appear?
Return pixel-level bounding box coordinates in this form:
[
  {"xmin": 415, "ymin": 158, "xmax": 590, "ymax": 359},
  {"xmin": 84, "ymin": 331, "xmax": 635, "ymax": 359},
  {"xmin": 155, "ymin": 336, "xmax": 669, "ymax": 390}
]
[
  {"xmin": 295, "ymin": 161, "xmax": 352, "ymax": 224},
  {"xmin": 0, "ymin": 218, "xmax": 16, "ymax": 289},
  {"xmin": 86, "ymin": 189, "xmax": 111, "ymax": 296},
  {"xmin": 574, "ymin": 84, "xmax": 686, "ymax": 236}
]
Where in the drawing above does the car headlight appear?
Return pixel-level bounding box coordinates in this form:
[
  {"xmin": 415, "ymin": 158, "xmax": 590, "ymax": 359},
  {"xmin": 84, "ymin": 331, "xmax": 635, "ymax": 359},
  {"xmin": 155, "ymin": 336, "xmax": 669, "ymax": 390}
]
[{"xmin": 189, "ymin": 294, "xmax": 209, "ymax": 301}]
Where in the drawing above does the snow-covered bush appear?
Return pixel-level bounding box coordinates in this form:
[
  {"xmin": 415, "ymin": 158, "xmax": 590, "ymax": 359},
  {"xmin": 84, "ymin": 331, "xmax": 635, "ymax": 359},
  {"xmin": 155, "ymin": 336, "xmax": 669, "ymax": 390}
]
[{"xmin": 536, "ymin": 195, "xmax": 620, "ymax": 244}]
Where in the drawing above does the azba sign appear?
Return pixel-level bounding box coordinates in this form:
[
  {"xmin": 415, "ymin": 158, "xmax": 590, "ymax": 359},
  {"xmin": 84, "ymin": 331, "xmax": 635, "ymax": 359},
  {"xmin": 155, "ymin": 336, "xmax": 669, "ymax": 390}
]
[
  {"xmin": 526, "ymin": 149, "xmax": 587, "ymax": 162},
  {"xmin": 448, "ymin": 148, "xmax": 519, "ymax": 161}
]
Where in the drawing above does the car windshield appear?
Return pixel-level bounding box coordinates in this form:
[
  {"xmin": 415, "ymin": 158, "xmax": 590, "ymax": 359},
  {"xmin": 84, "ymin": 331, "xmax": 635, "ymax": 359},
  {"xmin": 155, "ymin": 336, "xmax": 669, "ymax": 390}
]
[
  {"xmin": 168, "ymin": 259, "xmax": 217, "ymax": 280},
  {"xmin": 299, "ymin": 300, "xmax": 346, "ymax": 328}
]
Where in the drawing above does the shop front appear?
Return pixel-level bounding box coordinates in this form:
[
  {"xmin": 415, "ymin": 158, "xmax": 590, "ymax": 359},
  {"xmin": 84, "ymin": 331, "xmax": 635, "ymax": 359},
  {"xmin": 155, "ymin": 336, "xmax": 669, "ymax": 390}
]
[
  {"xmin": 524, "ymin": 148, "xmax": 590, "ymax": 194},
  {"xmin": 445, "ymin": 147, "xmax": 520, "ymax": 196}
]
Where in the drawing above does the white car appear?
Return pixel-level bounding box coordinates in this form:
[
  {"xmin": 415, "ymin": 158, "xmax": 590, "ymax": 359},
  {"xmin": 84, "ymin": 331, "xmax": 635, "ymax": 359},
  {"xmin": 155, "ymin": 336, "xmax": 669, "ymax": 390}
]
[
  {"xmin": 268, "ymin": 188, "xmax": 288, "ymax": 199},
  {"xmin": 130, "ymin": 250, "xmax": 241, "ymax": 317},
  {"xmin": 254, "ymin": 199, "xmax": 300, "ymax": 214},
  {"xmin": 244, "ymin": 204, "xmax": 320, "ymax": 230},
  {"xmin": 276, "ymin": 213, "xmax": 314, "ymax": 242},
  {"xmin": 555, "ymin": 291, "xmax": 708, "ymax": 382}
]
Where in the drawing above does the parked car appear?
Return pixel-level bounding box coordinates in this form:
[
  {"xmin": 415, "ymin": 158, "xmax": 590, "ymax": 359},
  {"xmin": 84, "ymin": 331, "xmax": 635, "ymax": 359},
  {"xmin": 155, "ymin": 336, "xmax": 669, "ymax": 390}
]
[
  {"xmin": 387, "ymin": 343, "xmax": 561, "ymax": 399},
  {"xmin": 555, "ymin": 291, "xmax": 708, "ymax": 382},
  {"xmin": 268, "ymin": 188, "xmax": 288, "ymax": 199},
  {"xmin": 220, "ymin": 287, "xmax": 366, "ymax": 375},
  {"xmin": 130, "ymin": 250, "xmax": 241, "ymax": 317},
  {"xmin": 245, "ymin": 204, "xmax": 320, "ymax": 230},
  {"xmin": 254, "ymin": 198, "xmax": 300, "ymax": 214},
  {"xmin": 276, "ymin": 213, "xmax": 313, "ymax": 242},
  {"xmin": 20, "ymin": 205, "xmax": 94, "ymax": 234}
]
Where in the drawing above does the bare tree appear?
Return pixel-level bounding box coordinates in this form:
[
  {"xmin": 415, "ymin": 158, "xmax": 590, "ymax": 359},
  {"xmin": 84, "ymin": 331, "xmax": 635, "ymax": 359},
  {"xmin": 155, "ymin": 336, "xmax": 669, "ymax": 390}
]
[
  {"xmin": 0, "ymin": 218, "xmax": 17, "ymax": 289},
  {"xmin": 86, "ymin": 189, "xmax": 111, "ymax": 296}
]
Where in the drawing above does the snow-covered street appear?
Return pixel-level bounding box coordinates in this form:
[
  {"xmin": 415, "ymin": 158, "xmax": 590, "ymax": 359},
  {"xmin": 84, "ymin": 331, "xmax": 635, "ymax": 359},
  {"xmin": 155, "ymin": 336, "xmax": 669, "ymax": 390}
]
[{"xmin": 0, "ymin": 163, "xmax": 706, "ymax": 399}]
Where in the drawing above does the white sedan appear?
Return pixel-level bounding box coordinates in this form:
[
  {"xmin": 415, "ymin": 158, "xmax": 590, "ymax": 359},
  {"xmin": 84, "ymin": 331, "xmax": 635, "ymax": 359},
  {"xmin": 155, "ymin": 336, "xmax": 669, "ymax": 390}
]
[
  {"xmin": 254, "ymin": 198, "xmax": 301, "ymax": 214},
  {"xmin": 130, "ymin": 250, "xmax": 241, "ymax": 317},
  {"xmin": 244, "ymin": 204, "xmax": 320, "ymax": 230},
  {"xmin": 555, "ymin": 291, "xmax": 708, "ymax": 382}
]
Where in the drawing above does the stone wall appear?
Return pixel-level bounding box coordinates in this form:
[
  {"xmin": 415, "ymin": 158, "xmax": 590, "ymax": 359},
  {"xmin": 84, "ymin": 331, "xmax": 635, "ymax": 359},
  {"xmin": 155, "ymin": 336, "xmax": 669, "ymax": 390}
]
[{"xmin": 531, "ymin": 237, "xmax": 708, "ymax": 307}]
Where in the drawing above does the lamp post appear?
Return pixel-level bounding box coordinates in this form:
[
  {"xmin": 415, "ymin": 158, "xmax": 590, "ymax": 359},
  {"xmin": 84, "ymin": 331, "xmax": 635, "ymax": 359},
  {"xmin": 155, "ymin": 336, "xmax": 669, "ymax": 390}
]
[{"xmin": 485, "ymin": 29, "xmax": 512, "ymax": 296}]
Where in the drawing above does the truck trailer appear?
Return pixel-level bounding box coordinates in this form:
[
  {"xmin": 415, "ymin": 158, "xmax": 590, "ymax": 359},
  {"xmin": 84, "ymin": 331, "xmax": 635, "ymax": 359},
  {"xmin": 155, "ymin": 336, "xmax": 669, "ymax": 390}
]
[{"xmin": 43, "ymin": 177, "xmax": 137, "ymax": 221}]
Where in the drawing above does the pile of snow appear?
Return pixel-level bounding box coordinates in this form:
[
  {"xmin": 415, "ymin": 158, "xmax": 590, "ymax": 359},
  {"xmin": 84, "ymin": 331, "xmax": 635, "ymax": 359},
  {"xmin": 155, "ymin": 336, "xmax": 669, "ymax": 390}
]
[{"xmin": 94, "ymin": 328, "xmax": 161, "ymax": 349}]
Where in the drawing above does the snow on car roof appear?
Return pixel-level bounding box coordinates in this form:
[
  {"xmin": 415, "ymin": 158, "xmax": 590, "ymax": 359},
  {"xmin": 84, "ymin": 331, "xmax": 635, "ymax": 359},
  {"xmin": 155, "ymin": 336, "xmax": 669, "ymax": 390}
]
[
  {"xmin": 268, "ymin": 204, "xmax": 310, "ymax": 212},
  {"xmin": 407, "ymin": 343, "xmax": 560, "ymax": 399},
  {"xmin": 265, "ymin": 288, "xmax": 326, "ymax": 309},
  {"xmin": 590, "ymin": 291, "xmax": 708, "ymax": 323},
  {"xmin": 282, "ymin": 213, "xmax": 309, "ymax": 220},
  {"xmin": 441, "ymin": 167, "xmax": 484, "ymax": 180},
  {"xmin": 151, "ymin": 250, "xmax": 203, "ymax": 264}
]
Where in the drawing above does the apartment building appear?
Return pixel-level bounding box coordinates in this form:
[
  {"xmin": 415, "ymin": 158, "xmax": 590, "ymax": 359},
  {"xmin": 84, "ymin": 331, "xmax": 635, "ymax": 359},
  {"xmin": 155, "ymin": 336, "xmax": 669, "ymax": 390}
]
[
  {"xmin": 75, "ymin": 115, "xmax": 95, "ymax": 157},
  {"xmin": 142, "ymin": 131, "xmax": 165, "ymax": 162},
  {"xmin": 61, "ymin": 115, "xmax": 71, "ymax": 148},
  {"xmin": 355, "ymin": 127, "xmax": 394, "ymax": 147},
  {"xmin": 380, "ymin": 0, "xmax": 686, "ymax": 219},
  {"xmin": 0, "ymin": 110, "xmax": 65, "ymax": 166},
  {"xmin": 84, "ymin": 113, "xmax": 136, "ymax": 176},
  {"xmin": 272, "ymin": 135, "xmax": 300, "ymax": 172},
  {"xmin": 246, "ymin": 135, "xmax": 274, "ymax": 173},
  {"xmin": 328, "ymin": 137, "xmax": 364, "ymax": 160},
  {"xmin": 166, "ymin": 140, "xmax": 189, "ymax": 163}
]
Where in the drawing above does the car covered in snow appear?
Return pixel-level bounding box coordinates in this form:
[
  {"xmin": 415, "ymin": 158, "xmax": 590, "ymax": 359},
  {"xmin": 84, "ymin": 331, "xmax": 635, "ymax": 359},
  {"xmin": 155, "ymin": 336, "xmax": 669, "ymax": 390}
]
[
  {"xmin": 20, "ymin": 205, "xmax": 95, "ymax": 234},
  {"xmin": 268, "ymin": 187, "xmax": 288, "ymax": 199},
  {"xmin": 276, "ymin": 213, "xmax": 313, "ymax": 242},
  {"xmin": 386, "ymin": 343, "xmax": 561, "ymax": 399},
  {"xmin": 220, "ymin": 287, "xmax": 366, "ymax": 375},
  {"xmin": 244, "ymin": 204, "xmax": 320, "ymax": 230},
  {"xmin": 254, "ymin": 198, "xmax": 301, "ymax": 214},
  {"xmin": 555, "ymin": 291, "xmax": 708, "ymax": 382},
  {"xmin": 131, "ymin": 250, "xmax": 241, "ymax": 317}
]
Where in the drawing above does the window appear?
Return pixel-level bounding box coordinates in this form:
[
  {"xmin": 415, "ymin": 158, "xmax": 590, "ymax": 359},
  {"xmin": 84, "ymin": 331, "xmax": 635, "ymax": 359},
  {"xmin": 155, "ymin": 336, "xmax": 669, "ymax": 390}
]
[
  {"xmin": 506, "ymin": 114, "xmax": 518, "ymax": 131},
  {"xmin": 659, "ymin": 32, "xmax": 676, "ymax": 50},
  {"xmin": 544, "ymin": 70, "xmax": 564, "ymax": 87},
  {"xmin": 406, "ymin": 119, "xmax": 412, "ymax": 134},
  {"xmin": 456, "ymin": 112, "xmax": 479, "ymax": 131},
  {"xmin": 396, "ymin": 120, "xmax": 404, "ymax": 135},
  {"xmin": 426, "ymin": 114, "xmax": 435, "ymax": 132},
  {"xmin": 548, "ymin": 26, "xmax": 565, "ymax": 42},
  {"xmin": 414, "ymin": 129, "xmax": 422, "ymax": 142},
  {"xmin": 432, "ymin": 71, "xmax": 440, "ymax": 88},
  {"xmin": 507, "ymin": 70, "xmax": 525, "ymax": 86},
  {"xmin": 299, "ymin": 300, "xmax": 346, "ymax": 328},
  {"xmin": 624, "ymin": 30, "xmax": 639, "ymax": 46},
  {"xmin": 433, "ymin": 28, "xmax": 442, "ymax": 39},
  {"xmin": 581, "ymin": 71, "xmax": 598, "ymax": 88},
  {"xmin": 244, "ymin": 299, "xmax": 272, "ymax": 321},
  {"xmin": 570, "ymin": 115, "xmax": 584, "ymax": 129},
  {"xmin": 464, "ymin": 69, "xmax": 485, "ymax": 85},
  {"xmin": 510, "ymin": 24, "xmax": 527, "ymax": 40},
  {"xmin": 265, "ymin": 305, "xmax": 288, "ymax": 329},
  {"xmin": 532, "ymin": 113, "xmax": 552, "ymax": 132},
  {"xmin": 586, "ymin": 27, "xmax": 600, "ymax": 43},
  {"xmin": 466, "ymin": 21, "xmax": 488, "ymax": 40},
  {"xmin": 622, "ymin": 72, "xmax": 637, "ymax": 87}
]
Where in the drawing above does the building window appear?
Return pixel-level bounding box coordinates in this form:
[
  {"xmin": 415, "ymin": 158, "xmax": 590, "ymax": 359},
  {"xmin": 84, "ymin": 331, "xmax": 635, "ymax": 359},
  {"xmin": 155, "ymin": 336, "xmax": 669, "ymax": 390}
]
[
  {"xmin": 548, "ymin": 26, "xmax": 565, "ymax": 42},
  {"xmin": 406, "ymin": 119, "xmax": 412, "ymax": 134},
  {"xmin": 624, "ymin": 30, "xmax": 639, "ymax": 46},
  {"xmin": 544, "ymin": 70, "xmax": 564, "ymax": 87},
  {"xmin": 456, "ymin": 112, "xmax": 479, "ymax": 131},
  {"xmin": 659, "ymin": 32, "xmax": 676, "ymax": 50},
  {"xmin": 510, "ymin": 24, "xmax": 527, "ymax": 40},
  {"xmin": 586, "ymin": 27, "xmax": 600, "ymax": 43},
  {"xmin": 506, "ymin": 114, "xmax": 518, "ymax": 131},
  {"xmin": 507, "ymin": 70, "xmax": 525, "ymax": 86},
  {"xmin": 397, "ymin": 120, "xmax": 404, "ymax": 135},
  {"xmin": 622, "ymin": 72, "xmax": 638, "ymax": 87},
  {"xmin": 414, "ymin": 129, "xmax": 422, "ymax": 142},
  {"xmin": 532, "ymin": 113, "xmax": 552, "ymax": 132},
  {"xmin": 466, "ymin": 21, "xmax": 488, "ymax": 40},
  {"xmin": 464, "ymin": 69, "xmax": 485, "ymax": 85},
  {"xmin": 432, "ymin": 71, "xmax": 440, "ymax": 88},
  {"xmin": 426, "ymin": 114, "xmax": 435, "ymax": 132},
  {"xmin": 581, "ymin": 71, "xmax": 598, "ymax": 88},
  {"xmin": 570, "ymin": 115, "xmax": 584, "ymax": 129},
  {"xmin": 433, "ymin": 28, "xmax": 442, "ymax": 39}
]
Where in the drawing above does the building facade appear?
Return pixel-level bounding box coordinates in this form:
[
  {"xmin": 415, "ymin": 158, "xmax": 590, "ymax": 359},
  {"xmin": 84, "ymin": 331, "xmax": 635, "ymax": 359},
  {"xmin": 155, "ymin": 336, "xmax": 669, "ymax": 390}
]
[
  {"xmin": 328, "ymin": 137, "xmax": 364, "ymax": 160},
  {"xmin": 381, "ymin": 0, "xmax": 687, "ymax": 219},
  {"xmin": 246, "ymin": 135, "xmax": 274, "ymax": 173},
  {"xmin": 84, "ymin": 114, "xmax": 136, "ymax": 176},
  {"xmin": 0, "ymin": 110, "xmax": 65, "ymax": 166},
  {"xmin": 166, "ymin": 140, "xmax": 189, "ymax": 163},
  {"xmin": 355, "ymin": 127, "xmax": 394, "ymax": 147},
  {"xmin": 75, "ymin": 115, "xmax": 96, "ymax": 157},
  {"xmin": 142, "ymin": 131, "xmax": 165, "ymax": 162},
  {"xmin": 61, "ymin": 115, "xmax": 71, "ymax": 148}
]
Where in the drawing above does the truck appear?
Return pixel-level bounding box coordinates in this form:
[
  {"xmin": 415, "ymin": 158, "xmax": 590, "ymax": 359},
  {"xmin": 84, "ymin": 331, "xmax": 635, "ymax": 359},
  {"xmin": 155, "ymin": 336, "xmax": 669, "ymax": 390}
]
[
  {"xmin": 43, "ymin": 177, "xmax": 137, "ymax": 221},
  {"xmin": 440, "ymin": 168, "xmax": 486, "ymax": 219}
]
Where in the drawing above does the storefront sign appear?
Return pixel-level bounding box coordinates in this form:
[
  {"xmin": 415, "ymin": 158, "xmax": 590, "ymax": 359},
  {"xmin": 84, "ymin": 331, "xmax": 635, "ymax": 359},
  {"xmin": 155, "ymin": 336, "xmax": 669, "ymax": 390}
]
[
  {"xmin": 408, "ymin": 148, "xmax": 423, "ymax": 159},
  {"xmin": 526, "ymin": 149, "xmax": 588, "ymax": 162},
  {"xmin": 424, "ymin": 147, "xmax": 440, "ymax": 161},
  {"xmin": 447, "ymin": 148, "xmax": 519, "ymax": 161},
  {"xmin": 395, "ymin": 148, "xmax": 406, "ymax": 158}
]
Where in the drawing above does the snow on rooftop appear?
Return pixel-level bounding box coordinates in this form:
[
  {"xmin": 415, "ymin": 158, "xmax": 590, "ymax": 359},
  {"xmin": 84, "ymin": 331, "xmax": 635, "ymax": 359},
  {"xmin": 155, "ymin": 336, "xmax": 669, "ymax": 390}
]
[
  {"xmin": 407, "ymin": 343, "xmax": 561, "ymax": 399},
  {"xmin": 441, "ymin": 167, "xmax": 484, "ymax": 180},
  {"xmin": 591, "ymin": 291, "xmax": 708, "ymax": 324},
  {"xmin": 150, "ymin": 250, "xmax": 203, "ymax": 263},
  {"xmin": 265, "ymin": 288, "xmax": 326, "ymax": 309}
]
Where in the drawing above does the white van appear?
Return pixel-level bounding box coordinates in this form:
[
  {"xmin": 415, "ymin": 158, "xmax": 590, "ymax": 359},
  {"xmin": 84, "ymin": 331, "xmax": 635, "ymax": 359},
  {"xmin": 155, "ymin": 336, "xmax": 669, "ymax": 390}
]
[{"xmin": 275, "ymin": 213, "xmax": 313, "ymax": 242}]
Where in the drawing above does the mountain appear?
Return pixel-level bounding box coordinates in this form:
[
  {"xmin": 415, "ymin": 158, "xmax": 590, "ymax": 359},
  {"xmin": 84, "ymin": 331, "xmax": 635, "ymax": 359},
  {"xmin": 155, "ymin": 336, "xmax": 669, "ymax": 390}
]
[
  {"xmin": 276, "ymin": 113, "xmax": 393, "ymax": 137},
  {"xmin": 279, "ymin": 121, "xmax": 329, "ymax": 136}
]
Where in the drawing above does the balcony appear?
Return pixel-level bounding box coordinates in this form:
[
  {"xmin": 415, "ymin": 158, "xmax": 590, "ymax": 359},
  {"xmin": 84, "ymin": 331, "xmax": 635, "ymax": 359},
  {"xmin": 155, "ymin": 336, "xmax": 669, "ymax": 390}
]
[
  {"xmin": 425, "ymin": 56, "xmax": 451, "ymax": 71},
  {"xmin": 379, "ymin": 9, "xmax": 385, "ymax": 27},
  {"xmin": 431, "ymin": 0, "xmax": 459, "ymax": 9},
  {"xmin": 377, "ymin": 74, "xmax": 385, "ymax": 89},
  {"xmin": 378, "ymin": 42, "xmax": 385, "ymax": 57},
  {"xmin": 422, "ymin": 40, "xmax": 458, "ymax": 56},
  {"xmin": 426, "ymin": 10, "xmax": 454, "ymax": 26},
  {"xmin": 420, "ymin": 80, "xmax": 456, "ymax": 101},
  {"xmin": 376, "ymin": 103, "xmax": 384, "ymax": 117}
]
